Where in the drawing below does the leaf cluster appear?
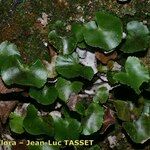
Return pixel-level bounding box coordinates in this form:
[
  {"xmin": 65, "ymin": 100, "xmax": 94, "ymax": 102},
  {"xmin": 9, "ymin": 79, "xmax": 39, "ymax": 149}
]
[{"xmin": 0, "ymin": 11, "xmax": 150, "ymax": 149}]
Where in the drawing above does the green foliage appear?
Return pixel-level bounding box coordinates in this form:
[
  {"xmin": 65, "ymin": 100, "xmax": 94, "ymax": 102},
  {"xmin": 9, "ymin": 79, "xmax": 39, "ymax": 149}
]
[
  {"xmin": 0, "ymin": 41, "xmax": 20, "ymax": 58},
  {"xmin": 72, "ymin": 23, "xmax": 84, "ymax": 42},
  {"xmin": 123, "ymin": 115, "xmax": 150, "ymax": 143},
  {"xmin": 1, "ymin": 58, "xmax": 47, "ymax": 88},
  {"xmin": 9, "ymin": 113, "xmax": 25, "ymax": 134},
  {"xmin": 52, "ymin": 114, "xmax": 81, "ymax": 140},
  {"xmin": 113, "ymin": 100, "xmax": 143, "ymax": 121},
  {"xmin": 93, "ymin": 87, "xmax": 109, "ymax": 103},
  {"xmin": 88, "ymin": 145, "xmax": 101, "ymax": 150},
  {"xmin": 29, "ymin": 85, "xmax": 58, "ymax": 105},
  {"xmin": 82, "ymin": 103, "xmax": 104, "ymax": 135},
  {"xmin": 123, "ymin": 100, "xmax": 150, "ymax": 143},
  {"xmin": 48, "ymin": 30, "xmax": 77, "ymax": 55},
  {"xmin": 113, "ymin": 57, "xmax": 150, "ymax": 94},
  {"xmin": 23, "ymin": 105, "xmax": 54, "ymax": 136},
  {"xmin": 56, "ymin": 53, "xmax": 94, "ymax": 80},
  {"xmin": 0, "ymin": 41, "xmax": 47, "ymax": 88},
  {"xmin": 28, "ymin": 144, "xmax": 59, "ymax": 150},
  {"xmin": 83, "ymin": 12, "xmax": 123, "ymax": 51},
  {"xmin": 0, "ymin": 41, "xmax": 21, "ymax": 72},
  {"xmin": 56, "ymin": 77, "xmax": 83, "ymax": 102},
  {"xmin": 0, "ymin": 10, "xmax": 149, "ymax": 147},
  {"xmin": 75, "ymin": 101, "xmax": 87, "ymax": 116},
  {"xmin": 121, "ymin": 21, "xmax": 150, "ymax": 53}
]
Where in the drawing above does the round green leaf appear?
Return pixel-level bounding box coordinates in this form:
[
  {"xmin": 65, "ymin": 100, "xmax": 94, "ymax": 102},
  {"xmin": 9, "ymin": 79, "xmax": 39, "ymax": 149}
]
[
  {"xmin": 51, "ymin": 115, "xmax": 81, "ymax": 141},
  {"xmin": 121, "ymin": 21, "xmax": 150, "ymax": 53},
  {"xmin": 0, "ymin": 41, "xmax": 20, "ymax": 57},
  {"xmin": 113, "ymin": 100, "xmax": 143, "ymax": 121},
  {"xmin": 123, "ymin": 115, "xmax": 150, "ymax": 143},
  {"xmin": 123, "ymin": 101, "xmax": 150, "ymax": 143},
  {"xmin": 113, "ymin": 57, "xmax": 150, "ymax": 94},
  {"xmin": 0, "ymin": 41, "xmax": 21, "ymax": 70},
  {"xmin": 56, "ymin": 53, "xmax": 94, "ymax": 80},
  {"xmin": 55, "ymin": 77, "xmax": 83, "ymax": 102},
  {"xmin": 0, "ymin": 41, "xmax": 47, "ymax": 88},
  {"xmin": 29, "ymin": 86, "xmax": 58, "ymax": 105},
  {"xmin": 48, "ymin": 30, "xmax": 77, "ymax": 55},
  {"xmin": 113, "ymin": 100, "xmax": 131, "ymax": 121},
  {"xmin": 9, "ymin": 113, "xmax": 25, "ymax": 134},
  {"xmin": 83, "ymin": 12, "xmax": 123, "ymax": 51},
  {"xmin": 23, "ymin": 105, "xmax": 54, "ymax": 136},
  {"xmin": 1, "ymin": 58, "xmax": 47, "ymax": 88},
  {"xmin": 82, "ymin": 103, "xmax": 104, "ymax": 135}
]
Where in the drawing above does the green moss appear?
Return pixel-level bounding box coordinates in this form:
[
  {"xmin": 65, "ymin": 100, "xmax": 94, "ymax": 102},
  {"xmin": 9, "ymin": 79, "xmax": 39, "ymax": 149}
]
[{"xmin": 0, "ymin": 0, "xmax": 149, "ymax": 63}]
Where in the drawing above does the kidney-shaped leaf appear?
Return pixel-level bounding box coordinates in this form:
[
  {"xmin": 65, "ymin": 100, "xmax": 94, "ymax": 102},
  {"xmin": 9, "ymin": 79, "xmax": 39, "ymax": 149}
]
[
  {"xmin": 23, "ymin": 105, "xmax": 54, "ymax": 136},
  {"xmin": 113, "ymin": 100, "xmax": 143, "ymax": 121},
  {"xmin": 123, "ymin": 100, "xmax": 150, "ymax": 143},
  {"xmin": 56, "ymin": 77, "xmax": 83, "ymax": 102},
  {"xmin": 82, "ymin": 102, "xmax": 104, "ymax": 135},
  {"xmin": 113, "ymin": 100, "xmax": 131, "ymax": 121},
  {"xmin": 113, "ymin": 57, "xmax": 150, "ymax": 94},
  {"xmin": 48, "ymin": 30, "xmax": 77, "ymax": 55},
  {"xmin": 0, "ymin": 41, "xmax": 20, "ymax": 57},
  {"xmin": 51, "ymin": 114, "xmax": 81, "ymax": 141},
  {"xmin": 1, "ymin": 57, "xmax": 47, "ymax": 88},
  {"xmin": 56, "ymin": 53, "xmax": 94, "ymax": 80},
  {"xmin": 121, "ymin": 21, "xmax": 150, "ymax": 53},
  {"xmin": 29, "ymin": 86, "xmax": 58, "ymax": 105},
  {"xmin": 0, "ymin": 41, "xmax": 21, "ymax": 69},
  {"xmin": 9, "ymin": 112, "xmax": 25, "ymax": 134},
  {"xmin": 83, "ymin": 12, "xmax": 123, "ymax": 51},
  {"xmin": 123, "ymin": 114, "xmax": 150, "ymax": 144}
]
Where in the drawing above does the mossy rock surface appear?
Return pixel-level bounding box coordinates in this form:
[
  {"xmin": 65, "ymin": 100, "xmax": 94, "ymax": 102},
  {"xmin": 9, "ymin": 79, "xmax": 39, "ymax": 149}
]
[{"xmin": 0, "ymin": 0, "xmax": 149, "ymax": 63}]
